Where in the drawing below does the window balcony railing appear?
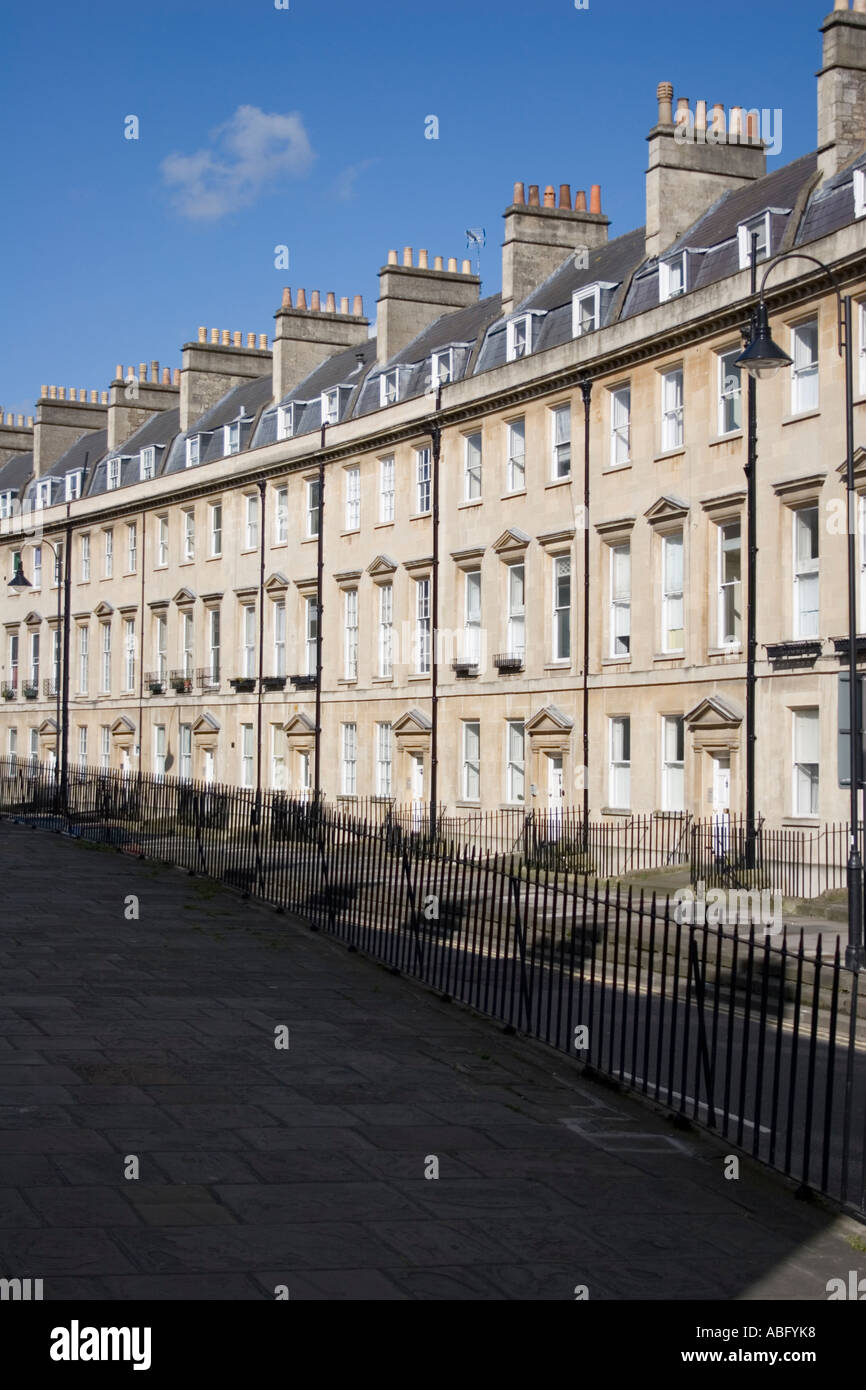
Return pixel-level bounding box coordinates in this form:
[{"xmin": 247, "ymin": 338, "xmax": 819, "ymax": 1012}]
[
  {"xmin": 1, "ymin": 682, "xmax": 17, "ymax": 701},
  {"xmin": 260, "ymin": 675, "xmax": 287, "ymax": 692},
  {"xmin": 42, "ymin": 678, "xmax": 58, "ymax": 698},
  {"xmin": 197, "ymin": 667, "xmax": 220, "ymax": 691},
  {"xmin": 22, "ymin": 682, "xmax": 39, "ymax": 700},
  {"xmin": 451, "ymin": 657, "xmax": 479, "ymax": 677},
  {"xmin": 169, "ymin": 670, "xmax": 193, "ymax": 694},
  {"xmin": 229, "ymin": 676, "xmax": 256, "ymax": 693},
  {"xmin": 290, "ymin": 673, "xmax": 317, "ymax": 689},
  {"xmin": 144, "ymin": 671, "xmax": 166, "ymax": 695},
  {"xmin": 493, "ymin": 652, "xmax": 524, "ymax": 673}
]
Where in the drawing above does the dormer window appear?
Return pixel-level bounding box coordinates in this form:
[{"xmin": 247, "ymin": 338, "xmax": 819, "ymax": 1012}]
[
  {"xmin": 855, "ymin": 169, "xmax": 866, "ymax": 220},
  {"xmin": 65, "ymin": 470, "xmax": 83, "ymax": 501},
  {"xmin": 431, "ymin": 349, "xmax": 454, "ymax": 386},
  {"xmin": 107, "ymin": 458, "xmax": 122, "ymax": 491},
  {"xmin": 0, "ymin": 490, "xmax": 15, "ymax": 519},
  {"xmin": 659, "ymin": 254, "xmax": 686, "ymax": 303},
  {"xmin": 223, "ymin": 420, "xmax": 241, "ymax": 456},
  {"xmin": 186, "ymin": 436, "xmax": 200, "ymax": 468},
  {"xmin": 379, "ymin": 370, "xmax": 400, "ymax": 408},
  {"xmin": 506, "ymin": 315, "xmax": 532, "ymax": 362},
  {"xmin": 35, "ymin": 479, "xmax": 53, "ymax": 509},
  {"xmin": 139, "ymin": 447, "xmax": 156, "ymax": 481},
  {"xmin": 277, "ymin": 404, "xmax": 295, "ymax": 440},
  {"xmin": 573, "ymin": 286, "xmax": 601, "ymax": 337},
  {"xmin": 738, "ymin": 212, "xmax": 771, "ymax": 270},
  {"xmin": 321, "ymin": 388, "xmax": 341, "ymax": 425}
]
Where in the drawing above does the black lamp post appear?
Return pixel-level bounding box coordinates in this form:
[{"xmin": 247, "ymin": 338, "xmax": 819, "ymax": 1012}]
[
  {"xmin": 8, "ymin": 535, "xmax": 67, "ymax": 814},
  {"xmin": 736, "ymin": 252, "xmax": 865, "ymax": 971}
]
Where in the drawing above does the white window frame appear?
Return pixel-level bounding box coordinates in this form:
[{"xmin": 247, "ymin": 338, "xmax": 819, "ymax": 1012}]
[
  {"xmin": 462, "ymin": 721, "xmax": 481, "ymax": 801},
  {"xmin": 277, "ymin": 404, "xmax": 295, "ymax": 441},
  {"xmin": 182, "ymin": 509, "xmax": 195, "ymax": 562},
  {"xmin": 506, "ymin": 719, "xmax": 525, "ymax": 804},
  {"xmin": 661, "ymin": 367, "xmax": 684, "ymax": 452},
  {"xmin": 506, "ymin": 315, "xmax": 532, "ymax": 362},
  {"xmin": 241, "ymin": 723, "xmax": 254, "ymax": 789},
  {"xmin": 463, "ymin": 570, "xmax": 482, "ymax": 666},
  {"xmin": 661, "ymin": 530, "xmax": 685, "ymax": 653},
  {"xmin": 378, "ymin": 583, "xmax": 393, "ymax": 678},
  {"xmin": 185, "ymin": 436, "xmax": 200, "ymax": 468},
  {"xmin": 245, "ymin": 493, "xmax": 259, "ymax": 550},
  {"xmin": 718, "ymin": 349, "xmax": 743, "ymax": 436},
  {"xmin": 659, "ymin": 253, "xmax": 686, "ymax": 303},
  {"xmin": 209, "ymin": 607, "xmax": 221, "ymax": 685},
  {"xmin": 65, "ymin": 470, "xmax": 83, "ymax": 501},
  {"xmin": 182, "ymin": 612, "xmax": 194, "ymax": 677},
  {"xmin": 344, "ymin": 466, "xmax": 360, "ymax": 531},
  {"xmin": 507, "ymin": 562, "xmax": 525, "ymax": 660},
  {"xmin": 572, "ymin": 286, "xmax": 600, "ymax": 337},
  {"xmin": 376, "ymin": 723, "xmax": 392, "ymax": 797},
  {"xmin": 306, "ymin": 478, "xmax": 320, "ymax": 538},
  {"xmin": 717, "ymin": 521, "xmax": 742, "ymax": 649},
  {"xmin": 610, "ymin": 543, "xmax": 631, "ymax": 658},
  {"xmin": 506, "ymin": 418, "xmax": 525, "ymax": 493},
  {"xmin": 100, "ymin": 724, "xmax": 110, "ymax": 771},
  {"xmin": 270, "ymin": 723, "xmax": 286, "ymax": 790},
  {"xmin": 32, "ymin": 546, "xmax": 42, "ymax": 589},
  {"xmin": 157, "ymin": 516, "xmax": 168, "ymax": 567},
  {"xmin": 223, "ymin": 420, "xmax": 241, "ymax": 456},
  {"xmin": 155, "ymin": 615, "xmax": 167, "ymax": 683},
  {"xmin": 791, "ymin": 318, "xmax": 819, "ymax": 415},
  {"xmin": 126, "ymin": 522, "xmax": 137, "ymax": 573},
  {"xmin": 106, "ymin": 458, "xmax": 121, "ymax": 491},
  {"xmin": 321, "ymin": 388, "xmax": 340, "ymax": 425},
  {"xmin": 154, "ymin": 724, "xmax": 167, "ymax": 780},
  {"xmin": 793, "ymin": 708, "xmax": 819, "ymax": 818},
  {"xmin": 860, "ymin": 302, "xmax": 866, "ymax": 397},
  {"xmin": 29, "ymin": 631, "xmax": 39, "ymax": 686},
  {"xmin": 0, "ymin": 491, "xmax": 13, "ymax": 518},
  {"xmin": 341, "ymin": 722, "xmax": 357, "ymax": 795},
  {"xmin": 551, "ymin": 405, "xmax": 571, "ymax": 479},
  {"xmin": 80, "ymin": 533, "xmax": 90, "ymax": 583},
  {"xmin": 609, "ymin": 385, "xmax": 631, "ymax": 467},
  {"xmin": 737, "ymin": 212, "xmax": 771, "ymax": 270},
  {"xmin": 379, "ymin": 456, "xmax": 395, "ymax": 523},
  {"xmin": 553, "ymin": 554, "xmax": 571, "ymax": 662},
  {"xmin": 103, "ymin": 529, "xmax": 113, "ymax": 579},
  {"xmin": 273, "ymin": 600, "xmax": 286, "ymax": 677},
  {"xmin": 609, "ymin": 716, "xmax": 631, "ymax": 809},
  {"xmin": 415, "ymin": 577, "xmax": 431, "ymax": 674},
  {"xmin": 344, "ymin": 589, "xmax": 358, "ymax": 680},
  {"xmin": 305, "ymin": 597, "xmax": 318, "ymax": 677},
  {"xmin": 416, "ymin": 447, "xmax": 431, "ymax": 514},
  {"xmin": 100, "ymin": 622, "xmax": 111, "ymax": 693},
  {"xmin": 123, "ymin": 618, "xmax": 135, "ymax": 691},
  {"xmin": 242, "ymin": 604, "xmax": 256, "ymax": 678},
  {"xmin": 854, "ymin": 168, "xmax": 865, "ymax": 220},
  {"xmin": 139, "ymin": 447, "xmax": 156, "ymax": 481},
  {"xmin": 78, "ymin": 725, "xmax": 87, "ymax": 770},
  {"xmin": 661, "ymin": 715, "xmax": 685, "ymax": 812},
  {"xmin": 180, "ymin": 723, "xmax": 192, "ymax": 781},
  {"xmin": 431, "ymin": 349, "xmax": 454, "ymax": 387},
  {"xmin": 379, "ymin": 370, "xmax": 400, "ymax": 408},
  {"xmin": 274, "ymin": 487, "xmax": 288, "ymax": 544},
  {"xmin": 464, "ymin": 432, "xmax": 482, "ymax": 500},
  {"xmin": 35, "ymin": 479, "xmax": 52, "ymax": 510},
  {"xmin": 793, "ymin": 506, "xmax": 820, "ymax": 639},
  {"xmin": 209, "ymin": 502, "xmax": 222, "ymax": 557}
]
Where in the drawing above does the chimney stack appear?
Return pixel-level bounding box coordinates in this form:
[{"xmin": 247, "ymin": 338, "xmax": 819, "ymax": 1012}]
[
  {"xmin": 0, "ymin": 410, "xmax": 35, "ymax": 470},
  {"xmin": 272, "ymin": 287, "xmax": 369, "ymax": 400},
  {"xmin": 376, "ymin": 248, "xmax": 480, "ymax": 361},
  {"xmin": 32, "ymin": 384, "xmax": 107, "ymax": 477},
  {"xmin": 645, "ymin": 81, "xmax": 766, "ymax": 259},
  {"xmin": 180, "ymin": 326, "xmax": 272, "ymax": 432},
  {"xmin": 818, "ymin": 0, "xmax": 866, "ymax": 181},
  {"xmin": 107, "ymin": 358, "xmax": 180, "ymax": 451},
  {"xmin": 501, "ymin": 177, "xmax": 609, "ymax": 316}
]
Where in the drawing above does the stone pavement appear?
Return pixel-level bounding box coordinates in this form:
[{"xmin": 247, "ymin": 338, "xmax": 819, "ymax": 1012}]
[{"xmin": 0, "ymin": 820, "xmax": 862, "ymax": 1301}]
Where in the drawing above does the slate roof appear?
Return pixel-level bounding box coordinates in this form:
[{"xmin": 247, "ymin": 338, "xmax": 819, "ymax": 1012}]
[
  {"xmin": 0, "ymin": 452, "xmax": 34, "ymax": 494},
  {"xmin": 796, "ymin": 148, "xmax": 866, "ymax": 246},
  {"xmin": 88, "ymin": 408, "xmax": 180, "ymax": 496},
  {"xmin": 254, "ymin": 338, "xmax": 378, "ymax": 447},
  {"xmin": 20, "ymin": 430, "xmax": 107, "ymax": 505},
  {"xmin": 165, "ymin": 375, "xmax": 273, "ymax": 475}
]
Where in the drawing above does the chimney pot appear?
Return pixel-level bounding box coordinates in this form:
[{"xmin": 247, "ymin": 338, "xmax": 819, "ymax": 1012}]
[
  {"xmin": 834, "ymin": 0, "xmax": 849, "ymax": 10},
  {"xmin": 16, "ymin": 414, "xmax": 23, "ymax": 427},
  {"xmin": 70, "ymin": 388, "xmax": 78, "ymax": 401},
  {"xmin": 854, "ymin": 0, "xmax": 866, "ymax": 11},
  {"xmin": 675, "ymin": 97, "xmax": 691, "ymax": 127},
  {"xmin": 151, "ymin": 360, "xmax": 158, "ymax": 380},
  {"xmin": 433, "ymin": 255, "xmax": 444, "ymax": 270},
  {"xmin": 513, "ymin": 181, "xmax": 525, "ymax": 204},
  {"xmin": 172, "ymin": 369, "xmax": 180, "ymax": 386},
  {"xmin": 90, "ymin": 390, "xmax": 98, "ymax": 403},
  {"xmin": 233, "ymin": 331, "xmax": 242, "ymax": 346},
  {"xmin": 27, "ymin": 415, "xmax": 33, "ymax": 426},
  {"xmin": 528, "ymin": 184, "xmax": 540, "ymax": 206},
  {"xmin": 711, "ymin": 103, "xmax": 726, "ymax": 135},
  {"xmin": 296, "ymin": 288, "xmax": 307, "ymax": 309},
  {"xmin": 258, "ymin": 334, "xmax": 268, "ymax": 349},
  {"xmin": 543, "ymin": 184, "xmax": 556, "ymax": 207},
  {"xmin": 590, "ymin": 184, "xmax": 602, "ymax": 214},
  {"xmin": 220, "ymin": 330, "xmax": 230, "ymax": 346},
  {"xmin": 746, "ymin": 110, "xmax": 759, "ymax": 140},
  {"xmin": 418, "ymin": 249, "xmax": 429, "ymax": 269},
  {"xmin": 49, "ymin": 385, "xmax": 57, "ymax": 399},
  {"xmin": 281, "ymin": 287, "xmax": 292, "ymax": 309},
  {"xmin": 730, "ymin": 105, "xmax": 743, "ymax": 137},
  {"xmin": 352, "ymin": 294, "xmax": 363, "ymax": 316},
  {"xmin": 340, "ymin": 296, "xmax": 349, "ymax": 314},
  {"xmin": 657, "ymin": 81, "xmax": 674, "ymax": 125},
  {"xmin": 197, "ymin": 327, "xmax": 206, "ymax": 343},
  {"xmin": 58, "ymin": 387, "xmax": 66, "ymax": 400},
  {"xmin": 115, "ymin": 363, "xmax": 123, "ymax": 380},
  {"xmin": 210, "ymin": 328, "xmax": 219, "ymax": 344},
  {"xmin": 695, "ymin": 100, "xmax": 707, "ymax": 130},
  {"xmin": 461, "ymin": 258, "xmax": 472, "ymax": 275},
  {"xmin": 41, "ymin": 385, "xmax": 47, "ymax": 398},
  {"xmin": 246, "ymin": 332, "xmax": 256, "ymax": 348},
  {"xmin": 575, "ymin": 189, "xmax": 587, "ymax": 211},
  {"xmin": 447, "ymin": 257, "xmax": 458, "ymax": 272},
  {"xmin": 325, "ymin": 291, "xmax": 336, "ymax": 312},
  {"xmin": 4, "ymin": 413, "xmax": 10, "ymax": 425},
  {"xmin": 138, "ymin": 362, "xmax": 146, "ymax": 379},
  {"xmin": 101, "ymin": 391, "xmax": 109, "ymax": 404},
  {"xmin": 559, "ymin": 183, "xmax": 572, "ymax": 209},
  {"xmin": 310, "ymin": 290, "xmax": 321, "ymax": 311},
  {"xmin": 387, "ymin": 249, "xmax": 398, "ymax": 265},
  {"xmin": 162, "ymin": 367, "xmax": 170, "ymax": 384},
  {"xmin": 402, "ymin": 246, "xmax": 413, "ymax": 267}
]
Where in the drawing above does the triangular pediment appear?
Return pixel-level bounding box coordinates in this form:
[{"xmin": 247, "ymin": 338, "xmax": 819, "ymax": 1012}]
[
  {"xmin": 22, "ymin": 610, "xmax": 42, "ymax": 626},
  {"xmin": 265, "ymin": 571, "xmax": 290, "ymax": 593},
  {"xmin": 284, "ymin": 712, "xmax": 315, "ymax": 736},
  {"xmin": 492, "ymin": 527, "xmax": 531, "ymax": 554},
  {"xmin": 38, "ymin": 717, "xmax": 58, "ymax": 736},
  {"xmin": 367, "ymin": 554, "xmax": 398, "ymax": 576},
  {"xmin": 172, "ymin": 587, "xmax": 196, "ymax": 606},
  {"xmin": 392, "ymin": 707, "xmax": 433, "ymax": 735},
  {"xmin": 685, "ymin": 695, "xmax": 743, "ymax": 730},
  {"xmin": 192, "ymin": 711, "xmax": 220, "ymax": 736},
  {"xmin": 525, "ymin": 703, "xmax": 574, "ymax": 735},
  {"xmin": 837, "ymin": 446, "xmax": 866, "ymax": 482},
  {"xmin": 110, "ymin": 715, "xmax": 136, "ymax": 737},
  {"xmin": 645, "ymin": 495, "xmax": 690, "ymax": 524},
  {"xmin": 93, "ymin": 601, "xmax": 114, "ymax": 618}
]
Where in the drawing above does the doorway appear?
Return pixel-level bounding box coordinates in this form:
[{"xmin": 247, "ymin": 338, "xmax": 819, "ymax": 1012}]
[
  {"xmin": 711, "ymin": 754, "xmax": 731, "ymax": 857},
  {"xmin": 547, "ymin": 753, "xmax": 564, "ymax": 839}
]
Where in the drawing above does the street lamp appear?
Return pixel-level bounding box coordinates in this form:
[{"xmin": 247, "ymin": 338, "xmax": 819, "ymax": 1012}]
[
  {"xmin": 736, "ymin": 252, "xmax": 864, "ymax": 970},
  {"xmin": 7, "ymin": 537, "xmax": 68, "ymax": 816}
]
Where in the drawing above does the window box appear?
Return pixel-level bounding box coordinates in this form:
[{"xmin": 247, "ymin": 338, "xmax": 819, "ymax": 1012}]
[
  {"xmin": 452, "ymin": 658, "xmax": 479, "ymax": 677},
  {"xmin": 22, "ymin": 683, "xmax": 38, "ymax": 700},
  {"xmin": 1, "ymin": 684, "xmax": 16, "ymax": 701},
  {"xmin": 290, "ymin": 673, "xmax": 317, "ymax": 690},
  {"xmin": 169, "ymin": 672, "xmax": 193, "ymax": 694},
  {"xmin": 42, "ymin": 678, "xmax": 58, "ymax": 698},
  {"xmin": 765, "ymin": 639, "xmax": 821, "ymax": 667},
  {"xmin": 229, "ymin": 677, "xmax": 256, "ymax": 693},
  {"xmin": 197, "ymin": 667, "xmax": 219, "ymax": 691},
  {"xmin": 260, "ymin": 675, "xmax": 287, "ymax": 692},
  {"xmin": 145, "ymin": 673, "xmax": 165, "ymax": 695},
  {"xmin": 493, "ymin": 652, "xmax": 524, "ymax": 673}
]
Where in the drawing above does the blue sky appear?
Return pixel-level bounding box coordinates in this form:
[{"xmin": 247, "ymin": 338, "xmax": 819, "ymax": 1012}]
[{"xmin": 0, "ymin": 0, "xmax": 827, "ymax": 415}]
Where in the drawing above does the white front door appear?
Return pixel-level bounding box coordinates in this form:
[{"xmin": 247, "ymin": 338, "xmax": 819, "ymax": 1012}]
[
  {"xmin": 712, "ymin": 754, "xmax": 731, "ymax": 854},
  {"xmin": 547, "ymin": 753, "xmax": 564, "ymax": 837},
  {"xmin": 298, "ymin": 750, "xmax": 311, "ymax": 801},
  {"xmin": 203, "ymin": 748, "xmax": 215, "ymax": 785},
  {"xmin": 120, "ymin": 748, "xmax": 131, "ymax": 777},
  {"xmin": 410, "ymin": 754, "xmax": 424, "ymax": 828}
]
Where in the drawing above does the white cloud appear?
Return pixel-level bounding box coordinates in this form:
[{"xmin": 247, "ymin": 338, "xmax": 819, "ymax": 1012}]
[
  {"xmin": 332, "ymin": 158, "xmax": 377, "ymax": 203},
  {"xmin": 161, "ymin": 106, "xmax": 315, "ymax": 220}
]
